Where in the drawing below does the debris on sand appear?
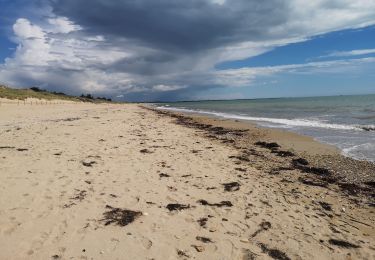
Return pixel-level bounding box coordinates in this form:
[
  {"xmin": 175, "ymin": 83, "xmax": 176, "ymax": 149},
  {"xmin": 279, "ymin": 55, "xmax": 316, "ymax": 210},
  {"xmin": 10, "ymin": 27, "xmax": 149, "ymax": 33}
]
[
  {"xmin": 229, "ymin": 155, "xmax": 250, "ymax": 162},
  {"xmin": 82, "ymin": 161, "xmax": 96, "ymax": 167},
  {"xmin": 364, "ymin": 181, "xmax": 375, "ymax": 187},
  {"xmin": 292, "ymin": 158, "xmax": 309, "ymax": 165},
  {"xmin": 70, "ymin": 190, "xmax": 87, "ymax": 201},
  {"xmin": 271, "ymin": 150, "xmax": 295, "ymax": 157},
  {"xmin": 300, "ymin": 166, "xmax": 330, "ymax": 176},
  {"xmin": 166, "ymin": 203, "xmax": 190, "ymax": 211},
  {"xmin": 177, "ymin": 250, "xmax": 190, "ymax": 258},
  {"xmin": 192, "ymin": 245, "xmax": 205, "ymax": 252},
  {"xmin": 197, "ymin": 199, "xmax": 233, "ymax": 207},
  {"xmin": 102, "ymin": 205, "xmax": 142, "ymax": 227},
  {"xmin": 255, "ymin": 141, "xmax": 280, "ymax": 150},
  {"xmin": 196, "ymin": 236, "xmax": 213, "ymax": 243},
  {"xmin": 338, "ymin": 182, "xmax": 361, "ymax": 195},
  {"xmin": 318, "ymin": 201, "xmax": 333, "ymax": 211},
  {"xmin": 62, "ymin": 117, "xmax": 81, "ymax": 122},
  {"xmin": 140, "ymin": 149, "xmax": 153, "ymax": 153},
  {"xmin": 16, "ymin": 148, "xmax": 28, "ymax": 151},
  {"xmin": 242, "ymin": 249, "xmax": 258, "ymax": 260},
  {"xmin": 223, "ymin": 182, "xmax": 240, "ymax": 192},
  {"xmin": 159, "ymin": 173, "xmax": 170, "ymax": 178},
  {"xmin": 197, "ymin": 217, "xmax": 208, "ymax": 228},
  {"xmin": 292, "ymin": 158, "xmax": 330, "ymax": 176},
  {"xmin": 250, "ymin": 221, "xmax": 272, "ymax": 238},
  {"xmin": 328, "ymin": 239, "xmax": 360, "ymax": 248},
  {"xmin": 0, "ymin": 146, "xmax": 15, "ymax": 149},
  {"xmin": 258, "ymin": 243, "xmax": 291, "ymax": 260},
  {"xmin": 298, "ymin": 177, "xmax": 328, "ymax": 188}
]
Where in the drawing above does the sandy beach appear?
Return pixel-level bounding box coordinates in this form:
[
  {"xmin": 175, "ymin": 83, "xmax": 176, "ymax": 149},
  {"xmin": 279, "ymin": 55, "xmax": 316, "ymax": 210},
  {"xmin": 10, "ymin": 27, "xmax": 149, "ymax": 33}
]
[{"xmin": 0, "ymin": 102, "xmax": 374, "ymax": 260}]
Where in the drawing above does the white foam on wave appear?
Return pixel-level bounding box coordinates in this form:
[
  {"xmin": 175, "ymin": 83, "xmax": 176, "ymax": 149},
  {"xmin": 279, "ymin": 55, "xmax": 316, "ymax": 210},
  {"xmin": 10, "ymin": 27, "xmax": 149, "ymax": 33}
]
[
  {"xmin": 342, "ymin": 143, "xmax": 375, "ymax": 162},
  {"xmin": 157, "ymin": 106, "xmax": 372, "ymax": 131}
]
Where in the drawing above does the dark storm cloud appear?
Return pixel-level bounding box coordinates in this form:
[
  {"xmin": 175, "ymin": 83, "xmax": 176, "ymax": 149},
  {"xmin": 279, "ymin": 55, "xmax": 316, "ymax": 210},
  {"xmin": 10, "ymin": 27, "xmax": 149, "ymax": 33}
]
[
  {"xmin": 108, "ymin": 52, "xmax": 178, "ymax": 75},
  {"xmin": 51, "ymin": 0, "xmax": 288, "ymax": 52}
]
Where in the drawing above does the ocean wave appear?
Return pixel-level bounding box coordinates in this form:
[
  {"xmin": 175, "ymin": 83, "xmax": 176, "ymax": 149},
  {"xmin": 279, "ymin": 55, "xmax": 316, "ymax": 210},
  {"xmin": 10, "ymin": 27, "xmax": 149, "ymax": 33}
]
[
  {"xmin": 342, "ymin": 143, "xmax": 375, "ymax": 162},
  {"xmin": 157, "ymin": 106, "xmax": 374, "ymax": 132}
]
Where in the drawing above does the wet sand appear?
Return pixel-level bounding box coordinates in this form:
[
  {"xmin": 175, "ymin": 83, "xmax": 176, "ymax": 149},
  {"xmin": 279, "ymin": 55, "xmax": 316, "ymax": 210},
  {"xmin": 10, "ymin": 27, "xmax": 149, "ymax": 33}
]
[{"xmin": 0, "ymin": 102, "xmax": 374, "ymax": 259}]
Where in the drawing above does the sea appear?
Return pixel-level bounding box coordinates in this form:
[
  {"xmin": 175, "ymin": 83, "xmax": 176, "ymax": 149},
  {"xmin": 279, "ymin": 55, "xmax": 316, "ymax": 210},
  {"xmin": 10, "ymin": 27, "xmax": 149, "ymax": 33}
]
[{"xmin": 154, "ymin": 94, "xmax": 375, "ymax": 162}]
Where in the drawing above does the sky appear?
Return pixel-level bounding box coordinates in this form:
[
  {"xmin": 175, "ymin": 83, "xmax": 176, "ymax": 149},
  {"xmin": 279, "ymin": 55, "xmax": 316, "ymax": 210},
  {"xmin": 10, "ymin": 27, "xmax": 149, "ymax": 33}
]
[{"xmin": 0, "ymin": 0, "xmax": 374, "ymax": 102}]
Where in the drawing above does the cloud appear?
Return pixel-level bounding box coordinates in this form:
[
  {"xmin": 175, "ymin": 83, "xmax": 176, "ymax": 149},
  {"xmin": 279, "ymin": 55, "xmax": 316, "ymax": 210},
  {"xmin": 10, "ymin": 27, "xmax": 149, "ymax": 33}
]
[
  {"xmin": 0, "ymin": 0, "xmax": 375, "ymax": 100},
  {"xmin": 152, "ymin": 84, "xmax": 186, "ymax": 92},
  {"xmin": 13, "ymin": 18, "xmax": 45, "ymax": 39},
  {"xmin": 323, "ymin": 48, "xmax": 375, "ymax": 57},
  {"xmin": 47, "ymin": 17, "xmax": 82, "ymax": 33},
  {"xmin": 214, "ymin": 57, "xmax": 375, "ymax": 87}
]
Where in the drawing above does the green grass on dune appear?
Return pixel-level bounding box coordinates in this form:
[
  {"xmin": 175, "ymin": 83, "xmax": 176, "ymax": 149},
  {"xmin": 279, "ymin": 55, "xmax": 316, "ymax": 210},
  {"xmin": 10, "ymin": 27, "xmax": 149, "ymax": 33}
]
[{"xmin": 0, "ymin": 85, "xmax": 111, "ymax": 103}]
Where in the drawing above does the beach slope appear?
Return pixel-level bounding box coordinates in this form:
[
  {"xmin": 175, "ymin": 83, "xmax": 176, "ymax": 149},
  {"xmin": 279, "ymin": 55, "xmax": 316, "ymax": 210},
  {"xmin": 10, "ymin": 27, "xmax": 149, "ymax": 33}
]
[{"xmin": 0, "ymin": 102, "xmax": 374, "ymax": 259}]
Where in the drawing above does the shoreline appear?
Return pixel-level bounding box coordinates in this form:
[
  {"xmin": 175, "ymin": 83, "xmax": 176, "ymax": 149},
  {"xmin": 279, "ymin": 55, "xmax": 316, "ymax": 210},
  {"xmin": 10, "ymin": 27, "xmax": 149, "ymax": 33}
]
[
  {"xmin": 154, "ymin": 104, "xmax": 375, "ymax": 162},
  {"xmin": 145, "ymin": 106, "xmax": 375, "ymax": 203},
  {"xmin": 0, "ymin": 102, "xmax": 374, "ymax": 259}
]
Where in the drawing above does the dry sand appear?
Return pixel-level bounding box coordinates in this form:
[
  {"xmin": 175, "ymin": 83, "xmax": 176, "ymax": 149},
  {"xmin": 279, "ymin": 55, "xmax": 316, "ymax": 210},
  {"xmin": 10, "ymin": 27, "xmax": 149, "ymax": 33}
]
[{"xmin": 0, "ymin": 102, "xmax": 374, "ymax": 260}]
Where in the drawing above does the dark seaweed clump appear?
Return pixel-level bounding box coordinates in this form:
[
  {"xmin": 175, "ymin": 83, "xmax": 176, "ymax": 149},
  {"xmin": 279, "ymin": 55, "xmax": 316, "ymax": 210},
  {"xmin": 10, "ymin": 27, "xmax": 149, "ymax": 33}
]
[
  {"xmin": 102, "ymin": 205, "xmax": 142, "ymax": 226},
  {"xmin": 166, "ymin": 203, "xmax": 190, "ymax": 211},
  {"xmin": 328, "ymin": 239, "xmax": 360, "ymax": 248},
  {"xmin": 197, "ymin": 217, "xmax": 208, "ymax": 227},
  {"xmin": 259, "ymin": 243, "xmax": 291, "ymax": 260},
  {"xmin": 318, "ymin": 201, "xmax": 333, "ymax": 211},
  {"xmin": 292, "ymin": 158, "xmax": 330, "ymax": 176},
  {"xmin": 223, "ymin": 182, "xmax": 240, "ymax": 192},
  {"xmin": 197, "ymin": 199, "xmax": 233, "ymax": 207},
  {"xmin": 255, "ymin": 141, "xmax": 280, "ymax": 149}
]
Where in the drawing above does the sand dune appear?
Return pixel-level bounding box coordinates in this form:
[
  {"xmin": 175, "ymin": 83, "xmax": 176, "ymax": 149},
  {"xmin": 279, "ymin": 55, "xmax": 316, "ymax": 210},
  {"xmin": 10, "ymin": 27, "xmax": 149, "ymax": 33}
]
[{"xmin": 0, "ymin": 102, "xmax": 373, "ymax": 259}]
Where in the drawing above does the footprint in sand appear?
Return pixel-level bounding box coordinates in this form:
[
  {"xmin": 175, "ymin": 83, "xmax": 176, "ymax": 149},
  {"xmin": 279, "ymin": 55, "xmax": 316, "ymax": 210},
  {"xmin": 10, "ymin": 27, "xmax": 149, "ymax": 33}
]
[
  {"xmin": 3, "ymin": 221, "xmax": 21, "ymax": 235},
  {"xmin": 139, "ymin": 236, "xmax": 153, "ymax": 249}
]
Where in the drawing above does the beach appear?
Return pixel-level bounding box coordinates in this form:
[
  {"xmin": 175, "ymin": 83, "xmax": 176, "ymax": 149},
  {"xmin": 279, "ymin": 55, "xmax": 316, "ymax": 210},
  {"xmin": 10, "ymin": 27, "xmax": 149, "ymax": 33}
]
[{"xmin": 0, "ymin": 102, "xmax": 374, "ymax": 259}]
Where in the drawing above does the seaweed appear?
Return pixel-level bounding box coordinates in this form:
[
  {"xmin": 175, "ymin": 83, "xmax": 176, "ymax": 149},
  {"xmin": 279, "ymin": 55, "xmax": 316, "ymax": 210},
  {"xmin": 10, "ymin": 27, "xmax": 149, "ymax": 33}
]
[
  {"xmin": 271, "ymin": 150, "xmax": 295, "ymax": 157},
  {"xmin": 166, "ymin": 203, "xmax": 190, "ymax": 211},
  {"xmin": 197, "ymin": 217, "xmax": 208, "ymax": 228},
  {"xmin": 328, "ymin": 239, "xmax": 360, "ymax": 248},
  {"xmin": 298, "ymin": 177, "xmax": 328, "ymax": 188},
  {"xmin": 82, "ymin": 161, "xmax": 96, "ymax": 167},
  {"xmin": 259, "ymin": 243, "xmax": 291, "ymax": 260},
  {"xmin": 251, "ymin": 221, "xmax": 272, "ymax": 238},
  {"xmin": 196, "ymin": 236, "xmax": 213, "ymax": 243},
  {"xmin": 0, "ymin": 146, "xmax": 15, "ymax": 149},
  {"xmin": 102, "ymin": 205, "xmax": 142, "ymax": 227},
  {"xmin": 140, "ymin": 149, "xmax": 153, "ymax": 153},
  {"xmin": 318, "ymin": 201, "xmax": 332, "ymax": 211},
  {"xmin": 197, "ymin": 199, "xmax": 233, "ymax": 207},
  {"xmin": 292, "ymin": 158, "xmax": 309, "ymax": 165},
  {"xmin": 70, "ymin": 190, "xmax": 87, "ymax": 201},
  {"xmin": 223, "ymin": 182, "xmax": 240, "ymax": 192},
  {"xmin": 255, "ymin": 141, "xmax": 280, "ymax": 150}
]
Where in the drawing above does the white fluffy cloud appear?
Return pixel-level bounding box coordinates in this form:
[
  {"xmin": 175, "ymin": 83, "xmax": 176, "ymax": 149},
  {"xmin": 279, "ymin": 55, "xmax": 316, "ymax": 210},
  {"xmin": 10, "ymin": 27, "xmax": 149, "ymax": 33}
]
[
  {"xmin": 1, "ymin": 17, "xmax": 132, "ymax": 94},
  {"xmin": 47, "ymin": 17, "xmax": 82, "ymax": 33}
]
